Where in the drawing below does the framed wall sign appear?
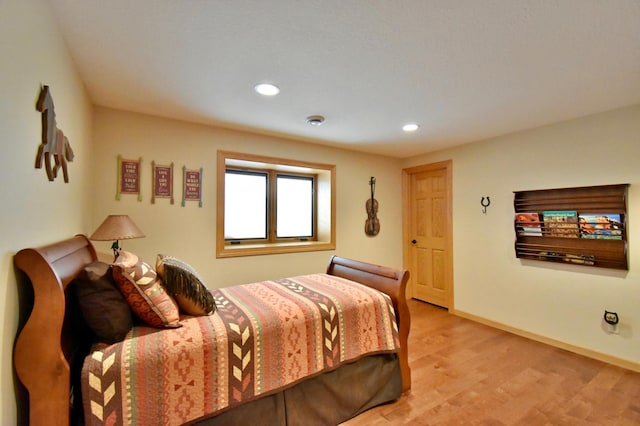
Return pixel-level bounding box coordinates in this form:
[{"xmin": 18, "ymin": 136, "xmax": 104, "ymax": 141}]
[
  {"xmin": 116, "ymin": 155, "xmax": 142, "ymax": 201},
  {"xmin": 151, "ymin": 161, "xmax": 174, "ymax": 204},
  {"xmin": 182, "ymin": 166, "xmax": 203, "ymax": 207}
]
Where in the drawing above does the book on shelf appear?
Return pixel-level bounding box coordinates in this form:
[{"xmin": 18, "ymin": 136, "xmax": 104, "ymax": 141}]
[
  {"xmin": 578, "ymin": 213, "xmax": 623, "ymax": 240},
  {"xmin": 542, "ymin": 211, "xmax": 579, "ymax": 238},
  {"xmin": 515, "ymin": 212, "xmax": 542, "ymax": 236}
]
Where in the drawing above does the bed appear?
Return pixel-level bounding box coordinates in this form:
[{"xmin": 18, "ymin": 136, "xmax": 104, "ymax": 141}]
[{"xmin": 13, "ymin": 234, "xmax": 410, "ymax": 425}]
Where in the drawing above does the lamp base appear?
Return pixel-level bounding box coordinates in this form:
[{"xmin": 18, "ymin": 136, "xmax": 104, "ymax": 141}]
[{"xmin": 110, "ymin": 240, "xmax": 121, "ymax": 262}]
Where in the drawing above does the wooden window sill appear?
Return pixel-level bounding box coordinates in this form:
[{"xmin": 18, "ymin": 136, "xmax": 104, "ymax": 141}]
[{"xmin": 217, "ymin": 241, "xmax": 336, "ymax": 258}]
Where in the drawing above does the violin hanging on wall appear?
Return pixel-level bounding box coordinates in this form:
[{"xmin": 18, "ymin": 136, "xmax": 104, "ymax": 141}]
[{"xmin": 365, "ymin": 176, "xmax": 380, "ymax": 236}]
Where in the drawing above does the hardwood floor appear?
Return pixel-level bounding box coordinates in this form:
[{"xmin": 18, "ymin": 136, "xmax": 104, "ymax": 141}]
[{"xmin": 342, "ymin": 299, "xmax": 640, "ymax": 425}]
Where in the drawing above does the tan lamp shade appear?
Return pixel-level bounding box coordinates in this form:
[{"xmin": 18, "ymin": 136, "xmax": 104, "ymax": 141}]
[{"xmin": 90, "ymin": 215, "xmax": 145, "ymax": 259}]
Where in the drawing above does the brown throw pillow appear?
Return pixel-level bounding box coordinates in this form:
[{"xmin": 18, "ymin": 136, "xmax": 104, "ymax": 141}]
[
  {"xmin": 112, "ymin": 251, "xmax": 181, "ymax": 328},
  {"xmin": 74, "ymin": 261, "xmax": 133, "ymax": 343},
  {"xmin": 156, "ymin": 254, "xmax": 216, "ymax": 316}
]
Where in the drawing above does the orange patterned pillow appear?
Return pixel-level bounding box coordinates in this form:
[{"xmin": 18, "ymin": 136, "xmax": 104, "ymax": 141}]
[{"xmin": 112, "ymin": 252, "xmax": 181, "ymax": 328}]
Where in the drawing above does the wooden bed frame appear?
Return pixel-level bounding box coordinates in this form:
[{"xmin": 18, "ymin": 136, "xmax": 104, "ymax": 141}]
[{"xmin": 14, "ymin": 234, "xmax": 411, "ymax": 426}]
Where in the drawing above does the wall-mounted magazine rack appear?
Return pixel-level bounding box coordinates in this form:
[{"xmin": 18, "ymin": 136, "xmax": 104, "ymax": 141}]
[{"xmin": 513, "ymin": 184, "xmax": 629, "ymax": 270}]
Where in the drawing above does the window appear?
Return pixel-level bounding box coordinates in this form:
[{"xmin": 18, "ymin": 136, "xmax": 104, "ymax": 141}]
[
  {"xmin": 224, "ymin": 170, "xmax": 268, "ymax": 240},
  {"xmin": 223, "ymin": 170, "xmax": 315, "ymax": 241},
  {"xmin": 275, "ymin": 174, "xmax": 314, "ymax": 238},
  {"xmin": 217, "ymin": 151, "xmax": 335, "ymax": 258}
]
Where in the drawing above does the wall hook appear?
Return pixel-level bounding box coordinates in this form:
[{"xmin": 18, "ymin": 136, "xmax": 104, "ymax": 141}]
[{"xmin": 481, "ymin": 196, "xmax": 491, "ymax": 214}]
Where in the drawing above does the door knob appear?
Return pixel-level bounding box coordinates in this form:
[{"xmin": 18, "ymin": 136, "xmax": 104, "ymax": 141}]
[{"xmin": 411, "ymin": 239, "xmax": 417, "ymax": 244}]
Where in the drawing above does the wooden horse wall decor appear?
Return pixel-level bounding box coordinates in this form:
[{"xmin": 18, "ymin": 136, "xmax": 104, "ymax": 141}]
[
  {"xmin": 365, "ymin": 176, "xmax": 380, "ymax": 236},
  {"xmin": 35, "ymin": 85, "xmax": 74, "ymax": 182}
]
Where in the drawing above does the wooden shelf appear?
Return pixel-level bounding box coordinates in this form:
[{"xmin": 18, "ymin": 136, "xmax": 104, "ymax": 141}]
[{"xmin": 513, "ymin": 184, "xmax": 628, "ymax": 270}]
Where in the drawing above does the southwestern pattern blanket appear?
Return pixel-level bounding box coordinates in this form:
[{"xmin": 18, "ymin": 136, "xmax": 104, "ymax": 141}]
[{"xmin": 81, "ymin": 273, "xmax": 400, "ymax": 425}]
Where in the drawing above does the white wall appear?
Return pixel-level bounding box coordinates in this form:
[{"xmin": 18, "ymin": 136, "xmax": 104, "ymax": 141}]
[
  {"xmin": 91, "ymin": 107, "xmax": 405, "ymax": 287},
  {"xmin": 0, "ymin": 0, "xmax": 94, "ymax": 422},
  {"xmin": 403, "ymin": 105, "xmax": 640, "ymax": 365}
]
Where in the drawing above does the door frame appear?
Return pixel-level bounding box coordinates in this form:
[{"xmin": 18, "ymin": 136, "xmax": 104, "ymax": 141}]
[{"xmin": 402, "ymin": 160, "xmax": 454, "ymax": 311}]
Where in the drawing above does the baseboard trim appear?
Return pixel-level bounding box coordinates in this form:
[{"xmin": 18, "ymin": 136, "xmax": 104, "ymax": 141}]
[{"xmin": 452, "ymin": 309, "xmax": 640, "ymax": 373}]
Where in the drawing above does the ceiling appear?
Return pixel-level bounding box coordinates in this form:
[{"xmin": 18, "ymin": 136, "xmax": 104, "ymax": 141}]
[{"xmin": 47, "ymin": 0, "xmax": 640, "ymax": 158}]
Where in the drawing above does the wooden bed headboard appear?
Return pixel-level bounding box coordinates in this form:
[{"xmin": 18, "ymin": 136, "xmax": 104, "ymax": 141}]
[
  {"xmin": 13, "ymin": 237, "xmax": 411, "ymax": 426},
  {"xmin": 14, "ymin": 234, "xmax": 97, "ymax": 426}
]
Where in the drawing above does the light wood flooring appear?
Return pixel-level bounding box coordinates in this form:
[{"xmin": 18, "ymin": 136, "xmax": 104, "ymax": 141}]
[{"xmin": 342, "ymin": 299, "xmax": 640, "ymax": 425}]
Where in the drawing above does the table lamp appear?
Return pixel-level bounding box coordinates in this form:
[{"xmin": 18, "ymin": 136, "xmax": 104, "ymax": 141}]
[{"xmin": 90, "ymin": 215, "xmax": 145, "ymax": 260}]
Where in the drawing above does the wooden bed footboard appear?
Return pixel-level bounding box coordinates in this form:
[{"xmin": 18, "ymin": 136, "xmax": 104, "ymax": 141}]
[
  {"xmin": 13, "ymin": 236, "xmax": 411, "ymax": 426},
  {"xmin": 327, "ymin": 255, "xmax": 411, "ymax": 393}
]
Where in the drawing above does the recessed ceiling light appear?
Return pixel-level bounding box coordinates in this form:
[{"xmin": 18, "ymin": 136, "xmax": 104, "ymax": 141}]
[
  {"xmin": 254, "ymin": 83, "xmax": 280, "ymax": 96},
  {"xmin": 306, "ymin": 115, "xmax": 325, "ymax": 126},
  {"xmin": 402, "ymin": 123, "xmax": 419, "ymax": 132}
]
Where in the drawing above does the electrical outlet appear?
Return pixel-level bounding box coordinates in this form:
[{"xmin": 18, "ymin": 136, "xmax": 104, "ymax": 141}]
[
  {"xmin": 603, "ymin": 310, "xmax": 620, "ymax": 334},
  {"xmin": 604, "ymin": 311, "xmax": 619, "ymax": 325}
]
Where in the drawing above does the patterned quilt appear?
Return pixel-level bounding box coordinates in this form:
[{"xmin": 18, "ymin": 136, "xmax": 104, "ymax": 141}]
[{"xmin": 81, "ymin": 273, "xmax": 400, "ymax": 425}]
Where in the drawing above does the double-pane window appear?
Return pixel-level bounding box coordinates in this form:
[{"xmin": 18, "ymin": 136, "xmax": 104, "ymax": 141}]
[
  {"xmin": 217, "ymin": 151, "xmax": 335, "ymax": 258},
  {"xmin": 224, "ymin": 170, "xmax": 315, "ymax": 242}
]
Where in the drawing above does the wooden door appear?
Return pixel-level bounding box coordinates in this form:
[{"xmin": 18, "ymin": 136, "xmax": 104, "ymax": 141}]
[{"xmin": 403, "ymin": 161, "xmax": 453, "ymax": 309}]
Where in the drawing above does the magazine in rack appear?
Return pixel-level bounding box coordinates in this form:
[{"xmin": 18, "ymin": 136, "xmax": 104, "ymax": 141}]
[
  {"xmin": 515, "ymin": 212, "xmax": 542, "ymax": 236},
  {"xmin": 578, "ymin": 213, "xmax": 623, "ymax": 240},
  {"xmin": 542, "ymin": 211, "xmax": 579, "ymax": 238}
]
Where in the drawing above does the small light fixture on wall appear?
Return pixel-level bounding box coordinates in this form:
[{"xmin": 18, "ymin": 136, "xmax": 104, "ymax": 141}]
[{"xmin": 90, "ymin": 215, "xmax": 145, "ymax": 260}]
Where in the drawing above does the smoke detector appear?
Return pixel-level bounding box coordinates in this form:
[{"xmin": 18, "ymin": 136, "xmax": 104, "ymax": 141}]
[{"xmin": 306, "ymin": 115, "xmax": 325, "ymax": 126}]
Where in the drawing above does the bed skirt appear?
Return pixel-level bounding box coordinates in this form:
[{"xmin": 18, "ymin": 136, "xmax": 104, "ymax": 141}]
[{"xmin": 191, "ymin": 353, "xmax": 401, "ymax": 425}]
